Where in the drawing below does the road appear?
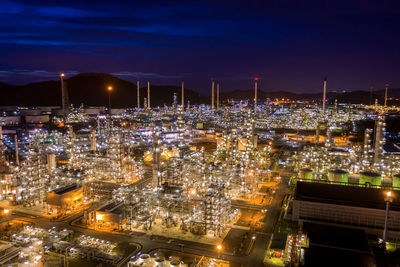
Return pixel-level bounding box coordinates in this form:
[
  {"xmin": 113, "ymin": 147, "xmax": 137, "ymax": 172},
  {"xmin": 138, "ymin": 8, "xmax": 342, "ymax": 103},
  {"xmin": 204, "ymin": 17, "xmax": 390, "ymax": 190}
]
[{"xmin": 6, "ymin": 174, "xmax": 288, "ymax": 267}]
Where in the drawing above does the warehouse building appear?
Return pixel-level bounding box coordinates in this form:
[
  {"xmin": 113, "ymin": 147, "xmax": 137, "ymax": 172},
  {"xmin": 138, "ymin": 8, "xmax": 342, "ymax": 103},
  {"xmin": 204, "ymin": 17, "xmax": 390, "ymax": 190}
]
[{"xmin": 292, "ymin": 181, "xmax": 400, "ymax": 238}]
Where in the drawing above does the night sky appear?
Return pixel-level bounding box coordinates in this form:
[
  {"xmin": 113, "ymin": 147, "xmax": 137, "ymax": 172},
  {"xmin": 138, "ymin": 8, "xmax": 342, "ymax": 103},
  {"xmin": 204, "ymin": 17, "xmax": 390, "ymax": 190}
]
[{"xmin": 1, "ymin": 0, "xmax": 400, "ymax": 94}]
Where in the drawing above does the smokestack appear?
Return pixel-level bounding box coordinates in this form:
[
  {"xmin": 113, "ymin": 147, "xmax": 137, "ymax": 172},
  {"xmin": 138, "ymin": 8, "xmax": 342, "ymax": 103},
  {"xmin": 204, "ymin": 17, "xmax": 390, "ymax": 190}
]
[
  {"xmin": 384, "ymin": 83, "xmax": 389, "ymax": 107},
  {"xmin": 60, "ymin": 73, "xmax": 65, "ymax": 122},
  {"xmin": 322, "ymin": 76, "xmax": 327, "ymax": 114},
  {"xmin": 147, "ymin": 81, "xmax": 150, "ymax": 108},
  {"xmin": 181, "ymin": 79, "xmax": 184, "ymax": 108},
  {"xmin": 137, "ymin": 80, "xmax": 140, "ymax": 109},
  {"xmin": 211, "ymin": 78, "xmax": 215, "ymax": 110},
  {"xmin": 14, "ymin": 134, "xmax": 19, "ymax": 166},
  {"xmin": 217, "ymin": 81, "xmax": 220, "ymax": 111},
  {"xmin": 254, "ymin": 77, "xmax": 258, "ymax": 112}
]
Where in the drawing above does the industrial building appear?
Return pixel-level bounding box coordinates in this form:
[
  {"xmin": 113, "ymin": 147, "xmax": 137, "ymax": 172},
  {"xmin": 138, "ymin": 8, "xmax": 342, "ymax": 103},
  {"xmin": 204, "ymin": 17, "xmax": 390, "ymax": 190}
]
[
  {"xmin": 291, "ymin": 181, "xmax": 400, "ymax": 237},
  {"xmin": 46, "ymin": 183, "xmax": 83, "ymax": 216}
]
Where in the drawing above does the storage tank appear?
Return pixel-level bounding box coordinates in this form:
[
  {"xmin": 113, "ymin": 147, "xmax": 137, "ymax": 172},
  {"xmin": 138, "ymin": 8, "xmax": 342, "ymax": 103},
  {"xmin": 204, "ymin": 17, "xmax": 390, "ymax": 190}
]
[
  {"xmin": 359, "ymin": 171, "xmax": 381, "ymax": 186},
  {"xmin": 327, "ymin": 169, "xmax": 348, "ymax": 184},
  {"xmin": 139, "ymin": 254, "xmax": 151, "ymax": 264},
  {"xmin": 155, "ymin": 258, "xmax": 166, "ymax": 267},
  {"xmin": 299, "ymin": 168, "xmax": 313, "ymax": 180},
  {"xmin": 393, "ymin": 174, "xmax": 400, "ymax": 189}
]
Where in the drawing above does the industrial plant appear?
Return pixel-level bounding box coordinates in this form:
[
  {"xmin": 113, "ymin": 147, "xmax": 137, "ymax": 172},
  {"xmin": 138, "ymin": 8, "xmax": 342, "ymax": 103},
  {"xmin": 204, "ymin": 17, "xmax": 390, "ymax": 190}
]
[{"xmin": 0, "ymin": 73, "xmax": 399, "ymax": 267}]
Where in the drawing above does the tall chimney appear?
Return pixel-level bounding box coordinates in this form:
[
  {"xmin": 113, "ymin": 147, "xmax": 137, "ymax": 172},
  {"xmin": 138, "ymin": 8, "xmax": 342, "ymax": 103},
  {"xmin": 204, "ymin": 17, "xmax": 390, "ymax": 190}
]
[
  {"xmin": 181, "ymin": 79, "xmax": 184, "ymax": 108},
  {"xmin": 217, "ymin": 81, "xmax": 220, "ymax": 111},
  {"xmin": 254, "ymin": 77, "xmax": 258, "ymax": 113},
  {"xmin": 147, "ymin": 81, "xmax": 150, "ymax": 108},
  {"xmin": 384, "ymin": 83, "xmax": 389, "ymax": 107},
  {"xmin": 60, "ymin": 73, "xmax": 65, "ymax": 122},
  {"xmin": 137, "ymin": 80, "xmax": 140, "ymax": 109},
  {"xmin": 322, "ymin": 76, "xmax": 327, "ymax": 114},
  {"xmin": 211, "ymin": 78, "xmax": 215, "ymax": 110}
]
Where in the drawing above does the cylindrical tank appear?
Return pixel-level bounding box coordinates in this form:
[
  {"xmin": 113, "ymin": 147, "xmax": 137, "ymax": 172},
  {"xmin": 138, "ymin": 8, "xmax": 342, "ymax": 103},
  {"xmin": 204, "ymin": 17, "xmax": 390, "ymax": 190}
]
[
  {"xmin": 328, "ymin": 169, "xmax": 348, "ymax": 184},
  {"xmin": 299, "ymin": 168, "xmax": 313, "ymax": 180},
  {"xmin": 139, "ymin": 254, "xmax": 151, "ymax": 264},
  {"xmin": 155, "ymin": 258, "xmax": 165, "ymax": 267},
  {"xmin": 393, "ymin": 174, "xmax": 400, "ymax": 189},
  {"xmin": 359, "ymin": 171, "xmax": 381, "ymax": 186}
]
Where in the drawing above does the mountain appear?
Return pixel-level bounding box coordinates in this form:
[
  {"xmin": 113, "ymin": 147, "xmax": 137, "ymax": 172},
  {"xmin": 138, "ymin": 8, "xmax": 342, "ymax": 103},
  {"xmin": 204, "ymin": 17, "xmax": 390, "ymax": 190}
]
[
  {"xmin": 0, "ymin": 73, "xmax": 207, "ymax": 108},
  {"xmin": 0, "ymin": 73, "xmax": 397, "ymax": 106}
]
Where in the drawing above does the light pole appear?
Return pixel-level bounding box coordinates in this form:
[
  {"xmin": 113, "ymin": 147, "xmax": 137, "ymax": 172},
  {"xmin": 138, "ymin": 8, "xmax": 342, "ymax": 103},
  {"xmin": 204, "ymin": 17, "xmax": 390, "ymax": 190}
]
[
  {"xmin": 107, "ymin": 86, "xmax": 113, "ymax": 115},
  {"xmin": 383, "ymin": 191, "xmax": 393, "ymax": 247}
]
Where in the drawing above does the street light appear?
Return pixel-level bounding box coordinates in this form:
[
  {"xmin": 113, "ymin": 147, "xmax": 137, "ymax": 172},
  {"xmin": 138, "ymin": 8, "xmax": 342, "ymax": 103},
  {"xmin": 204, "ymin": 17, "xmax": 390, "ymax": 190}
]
[
  {"xmin": 383, "ymin": 191, "xmax": 393, "ymax": 248},
  {"xmin": 216, "ymin": 244, "xmax": 223, "ymax": 259},
  {"xmin": 107, "ymin": 86, "xmax": 113, "ymax": 115}
]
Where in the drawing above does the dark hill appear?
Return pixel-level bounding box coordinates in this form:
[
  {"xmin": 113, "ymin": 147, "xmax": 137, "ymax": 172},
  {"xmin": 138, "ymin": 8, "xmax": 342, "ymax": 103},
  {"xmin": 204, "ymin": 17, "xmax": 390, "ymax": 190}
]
[
  {"xmin": 330, "ymin": 91, "xmax": 381, "ymax": 105},
  {"xmin": 0, "ymin": 73, "xmax": 392, "ymax": 106},
  {"xmin": 0, "ymin": 73, "xmax": 207, "ymax": 108}
]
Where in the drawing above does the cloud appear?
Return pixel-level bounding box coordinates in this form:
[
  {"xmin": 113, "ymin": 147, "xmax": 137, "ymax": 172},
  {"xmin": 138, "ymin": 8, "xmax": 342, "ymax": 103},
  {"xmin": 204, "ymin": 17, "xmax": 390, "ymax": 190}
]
[
  {"xmin": 111, "ymin": 71, "xmax": 182, "ymax": 79},
  {"xmin": 0, "ymin": 69, "xmax": 79, "ymax": 78}
]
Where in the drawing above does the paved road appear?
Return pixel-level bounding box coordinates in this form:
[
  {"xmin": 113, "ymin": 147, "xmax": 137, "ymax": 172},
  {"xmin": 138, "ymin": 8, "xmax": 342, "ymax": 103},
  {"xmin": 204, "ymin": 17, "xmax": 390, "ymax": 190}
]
[{"xmin": 7, "ymin": 175, "xmax": 288, "ymax": 267}]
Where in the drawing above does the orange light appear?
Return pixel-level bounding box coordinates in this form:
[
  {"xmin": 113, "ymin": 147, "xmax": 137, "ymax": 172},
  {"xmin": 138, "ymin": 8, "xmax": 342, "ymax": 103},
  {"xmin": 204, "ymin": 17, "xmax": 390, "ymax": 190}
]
[
  {"xmin": 387, "ymin": 191, "xmax": 392, "ymax": 197},
  {"xmin": 190, "ymin": 189, "xmax": 196, "ymax": 195},
  {"xmin": 216, "ymin": 244, "xmax": 222, "ymax": 251},
  {"xmin": 107, "ymin": 86, "xmax": 113, "ymax": 91},
  {"xmin": 60, "ymin": 73, "xmax": 65, "ymax": 77},
  {"xmin": 3, "ymin": 209, "xmax": 9, "ymax": 214}
]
